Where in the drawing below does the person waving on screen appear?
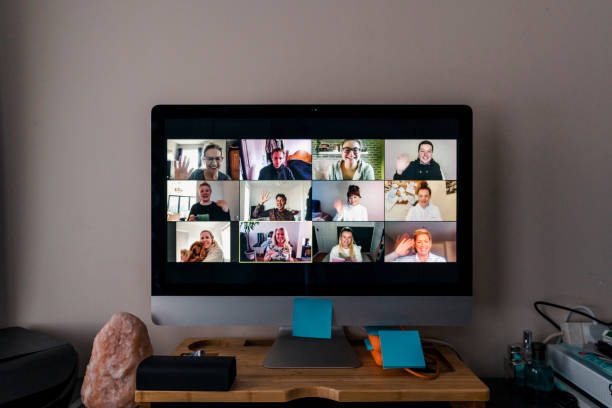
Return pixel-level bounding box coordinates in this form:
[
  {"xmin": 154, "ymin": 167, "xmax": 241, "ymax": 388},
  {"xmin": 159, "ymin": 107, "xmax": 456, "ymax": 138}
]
[
  {"xmin": 188, "ymin": 182, "xmax": 230, "ymax": 221},
  {"xmin": 174, "ymin": 143, "xmax": 232, "ymax": 180},
  {"xmin": 332, "ymin": 185, "xmax": 368, "ymax": 221},
  {"xmin": 252, "ymin": 191, "xmax": 295, "ymax": 221},
  {"xmin": 386, "ymin": 229, "xmax": 446, "ymax": 263},
  {"xmin": 394, "ymin": 141, "xmax": 444, "ymax": 180}
]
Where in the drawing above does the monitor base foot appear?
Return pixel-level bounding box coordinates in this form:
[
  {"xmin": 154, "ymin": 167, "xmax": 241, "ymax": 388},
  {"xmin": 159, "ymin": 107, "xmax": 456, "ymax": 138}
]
[{"xmin": 263, "ymin": 326, "xmax": 361, "ymax": 368}]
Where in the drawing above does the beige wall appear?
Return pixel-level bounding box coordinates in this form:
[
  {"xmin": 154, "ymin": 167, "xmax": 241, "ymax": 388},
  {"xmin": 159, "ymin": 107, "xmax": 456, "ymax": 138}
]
[{"xmin": 1, "ymin": 0, "xmax": 610, "ymax": 377}]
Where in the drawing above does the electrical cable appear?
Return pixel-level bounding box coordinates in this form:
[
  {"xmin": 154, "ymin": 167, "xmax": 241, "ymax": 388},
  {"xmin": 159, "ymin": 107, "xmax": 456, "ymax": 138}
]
[
  {"xmin": 541, "ymin": 304, "xmax": 601, "ymax": 345},
  {"xmin": 564, "ymin": 305, "xmax": 596, "ymax": 323},
  {"xmin": 420, "ymin": 338, "xmax": 463, "ymax": 361},
  {"xmin": 534, "ymin": 301, "xmax": 612, "ymax": 331},
  {"xmin": 398, "ymin": 326, "xmax": 464, "ymax": 361},
  {"xmin": 403, "ymin": 354, "xmax": 440, "ymax": 380},
  {"xmin": 364, "ymin": 328, "xmax": 464, "ymax": 380},
  {"xmin": 542, "ymin": 332, "xmax": 563, "ymax": 344}
]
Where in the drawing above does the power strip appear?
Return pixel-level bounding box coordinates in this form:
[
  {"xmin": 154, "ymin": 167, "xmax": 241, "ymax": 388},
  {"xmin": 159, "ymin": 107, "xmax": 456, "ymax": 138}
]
[
  {"xmin": 548, "ymin": 344, "xmax": 612, "ymax": 407},
  {"xmin": 555, "ymin": 376, "xmax": 601, "ymax": 408}
]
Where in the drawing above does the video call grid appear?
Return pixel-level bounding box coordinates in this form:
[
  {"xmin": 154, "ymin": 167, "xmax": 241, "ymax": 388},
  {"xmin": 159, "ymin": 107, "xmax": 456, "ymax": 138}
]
[{"xmin": 166, "ymin": 138, "xmax": 458, "ymax": 263}]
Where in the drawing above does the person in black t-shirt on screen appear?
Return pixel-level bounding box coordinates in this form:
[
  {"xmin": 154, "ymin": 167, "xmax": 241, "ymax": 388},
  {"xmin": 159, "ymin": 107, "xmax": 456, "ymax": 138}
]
[
  {"xmin": 188, "ymin": 181, "xmax": 231, "ymax": 221},
  {"xmin": 258, "ymin": 147, "xmax": 295, "ymax": 180},
  {"xmin": 393, "ymin": 140, "xmax": 444, "ymax": 180}
]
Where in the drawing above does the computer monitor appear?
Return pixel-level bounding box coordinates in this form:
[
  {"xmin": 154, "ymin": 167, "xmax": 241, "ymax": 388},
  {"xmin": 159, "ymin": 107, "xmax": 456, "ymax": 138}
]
[{"xmin": 152, "ymin": 105, "xmax": 472, "ymax": 367}]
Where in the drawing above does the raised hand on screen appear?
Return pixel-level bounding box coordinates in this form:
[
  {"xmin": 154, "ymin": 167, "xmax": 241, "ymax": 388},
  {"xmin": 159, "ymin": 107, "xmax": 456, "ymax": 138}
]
[
  {"xmin": 259, "ymin": 191, "xmax": 271, "ymax": 206},
  {"xmin": 333, "ymin": 199, "xmax": 344, "ymax": 216},
  {"xmin": 173, "ymin": 156, "xmax": 193, "ymax": 180},
  {"xmin": 393, "ymin": 233, "xmax": 414, "ymax": 257},
  {"xmin": 396, "ymin": 154, "xmax": 410, "ymax": 175},
  {"xmin": 217, "ymin": 200, "xmax": 229, "ymax": 212}
]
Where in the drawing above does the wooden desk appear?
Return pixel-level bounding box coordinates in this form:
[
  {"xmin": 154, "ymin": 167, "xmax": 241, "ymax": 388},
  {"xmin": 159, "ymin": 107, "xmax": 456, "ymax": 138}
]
[{"xmin": 136, "ymin": 338, "xmax": 489, "ymax": 407}]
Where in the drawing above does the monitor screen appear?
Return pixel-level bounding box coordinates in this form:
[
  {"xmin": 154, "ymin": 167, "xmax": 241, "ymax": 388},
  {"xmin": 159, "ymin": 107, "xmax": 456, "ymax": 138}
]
[{"xmin": 152, "ymin": 106, "xmax": 472, "ymax": 298}]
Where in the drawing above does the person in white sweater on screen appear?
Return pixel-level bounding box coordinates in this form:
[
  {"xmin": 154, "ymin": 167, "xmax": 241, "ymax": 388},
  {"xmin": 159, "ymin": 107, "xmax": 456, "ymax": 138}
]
[
  {"xmin": 332, "ymin": 185, "xmax": 368, "ymax": 221},
  {"xmin": 329, "ymin": 227, "xmax": 363, "ymax": 262},
  {"xmin": 180, "ymin": 230, "xmax": 225, "ymax": 262},
  {"xmin": 405, "ymin": 181, "xmax": 442, "ymax": 221}
]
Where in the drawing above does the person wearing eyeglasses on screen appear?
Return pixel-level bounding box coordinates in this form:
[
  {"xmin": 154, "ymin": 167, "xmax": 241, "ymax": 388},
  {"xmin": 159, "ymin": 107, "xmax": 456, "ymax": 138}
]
[
  {"xmin": 329, "ymin": 227, "xmax": 363, "ymax": 262},
  {"xmin": 385, "ymin": 228, "xmax": 446, "ymax": 263},
  {"xmin": 173, "ymin": 143, "xmax": 232, "ymax": 180},
  {"xmin": 326, "ymin": 139, "xmax": 375, "ymax": 180}
]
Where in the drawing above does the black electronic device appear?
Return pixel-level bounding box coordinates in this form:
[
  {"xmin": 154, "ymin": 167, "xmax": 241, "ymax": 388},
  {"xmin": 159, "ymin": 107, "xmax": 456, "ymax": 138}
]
[
  {"xmin": 136, "ymin": 355, "xmax": 236, "ymax": 391},
  {"xmin": 0, "ymin": 327, "xmax": 78, "ymax": 408},
  {"xmin": 152, "ymin": 105, "xmax": 472, "ymax": 296},
  {"xmin": 152, "ymin": 105, "xmax": 473, "ymax": 367}
]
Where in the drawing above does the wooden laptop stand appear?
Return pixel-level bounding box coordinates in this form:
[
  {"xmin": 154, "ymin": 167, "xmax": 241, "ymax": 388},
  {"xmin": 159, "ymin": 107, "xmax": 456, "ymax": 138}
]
[{"xmin": 135, "ymin": 338, "xmax": 489, "ymax": 407}]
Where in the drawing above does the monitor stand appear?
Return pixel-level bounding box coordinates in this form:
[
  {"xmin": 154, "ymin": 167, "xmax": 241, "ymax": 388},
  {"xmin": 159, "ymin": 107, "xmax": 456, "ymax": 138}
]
[{"xmin": 263, "ymin": 326, "xmax": 361, "ymax": 368}]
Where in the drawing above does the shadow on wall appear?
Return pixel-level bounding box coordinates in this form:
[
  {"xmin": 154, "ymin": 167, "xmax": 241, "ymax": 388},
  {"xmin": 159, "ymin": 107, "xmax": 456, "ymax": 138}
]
[
  {"xmin": 0, "ymin": 98, "xmax": 6, "ymax": 325},
  {"xmin": 464, "ymin": 110, "xmax": 504, "ymax": 309},
  {"xmin": 416, "ymin": 109, "xmax": 505, "ymax": 375}
]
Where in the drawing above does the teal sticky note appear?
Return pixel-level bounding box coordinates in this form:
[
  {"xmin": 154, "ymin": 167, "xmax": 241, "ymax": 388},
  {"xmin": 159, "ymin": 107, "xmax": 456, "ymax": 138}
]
[
  {"xmin": 364, "ymin": 337, "xmax": 373, "ymax": 350},
  {"xmin": 292, "ymin": 298, "xmax": 332, "ymax": 339},
  {"xmin": 379, "ymin": 330, "xmax": 426, "ymax": 369}
]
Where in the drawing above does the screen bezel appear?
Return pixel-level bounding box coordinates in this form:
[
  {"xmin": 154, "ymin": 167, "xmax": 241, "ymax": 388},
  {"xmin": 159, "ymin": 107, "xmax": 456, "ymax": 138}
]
[{"xmin": 152, "ymin": 105, "xmax": 472, "ymax": 296}]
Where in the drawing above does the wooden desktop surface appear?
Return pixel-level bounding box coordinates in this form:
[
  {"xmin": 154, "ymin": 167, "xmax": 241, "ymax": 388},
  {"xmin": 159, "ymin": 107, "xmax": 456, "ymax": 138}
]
[{"xmin": 135, "ymin": 338, "xmax": 489, "ymax": 407}]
